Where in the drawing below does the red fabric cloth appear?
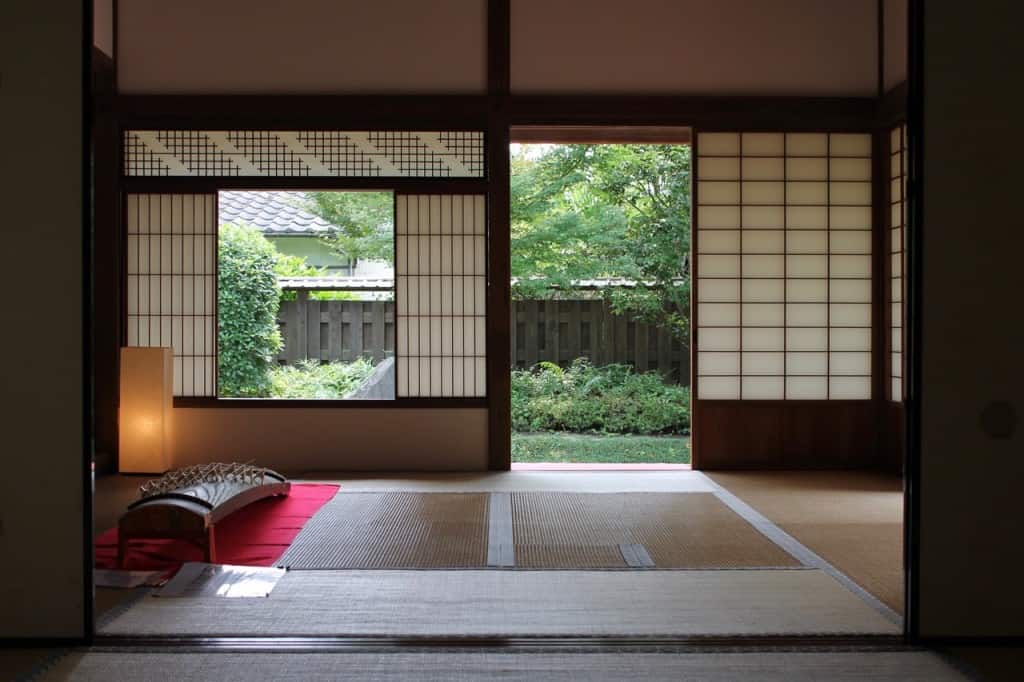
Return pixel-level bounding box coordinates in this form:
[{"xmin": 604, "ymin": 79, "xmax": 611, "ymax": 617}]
[{"xmin": 95, "ymin": 483, "xmax": 338, "ymax": 571}]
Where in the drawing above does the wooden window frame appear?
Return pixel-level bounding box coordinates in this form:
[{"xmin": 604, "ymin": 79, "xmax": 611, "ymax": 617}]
[{"xmin": 119, "ymin": 166, "xmax": 489, "ymax": 408}]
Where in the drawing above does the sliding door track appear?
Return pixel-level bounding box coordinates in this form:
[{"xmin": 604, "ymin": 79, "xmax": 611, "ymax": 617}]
[{"xmin": 91, "ymin": 634, "xmax": 907, "ymax": 652}]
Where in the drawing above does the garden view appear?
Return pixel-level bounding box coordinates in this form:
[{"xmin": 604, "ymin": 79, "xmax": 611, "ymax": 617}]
[{"xmin": 217, "ymin": 143, "xmax": 691, "ymax": 463}]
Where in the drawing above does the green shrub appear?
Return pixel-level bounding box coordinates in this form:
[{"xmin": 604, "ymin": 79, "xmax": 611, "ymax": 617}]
[
  {"xmin": 273, "ymin": 252, "xmax": 321, "ymax": 303},
  {"xmin": 511, "ymin": 359, "xmax": 690, "ymax": 435},
  {"xmin": 218, "ymin": 223, "xmax": 283, "ymax": 397},
  {"xmin": 268, "ymin": 359, "xmax": 375, "ymax": 399},
  {"xmin": 273, "ymin": 253, "xmax": 356, "ymax": 302}
]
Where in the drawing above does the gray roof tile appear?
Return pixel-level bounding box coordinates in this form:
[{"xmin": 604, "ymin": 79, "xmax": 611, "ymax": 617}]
[{"xmin": 218, "ymin": 191, "xmax": 334, "ymax": 234}]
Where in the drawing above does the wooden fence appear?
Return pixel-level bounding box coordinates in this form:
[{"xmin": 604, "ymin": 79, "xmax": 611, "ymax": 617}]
[
  {"xmin": 512, "ymin": 300, "xmax": 689, "ymax": 384},
  {"xmin": 277, "ymin": 293, "xmax": 395, "ymax": 364},
  {"xmin": 278, "ymin": 295, "xmax": 690, "ymax": 384}
]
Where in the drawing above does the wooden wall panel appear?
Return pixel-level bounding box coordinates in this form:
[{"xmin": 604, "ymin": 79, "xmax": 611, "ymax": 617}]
[
  {"xmin": 0, "ymin": 0, "xmax": 87, "ymax": 638},
  {"xmin": 884, "ymin": 0, "xmax": 908, "ymax": 91},
  {"xmin": 170, "ymin": 407, "xmax": 488, "ymax": 472},
  {"xmin": 512, "ymin": 0, "xmax": 877, "ymax": 95},
  {"xmin": 118, "ymin": 0, "xmax": 487, "ymax": 94},
  {"xmin": 694, "ymin": 401, "xmax": 881, "ymax": 469},
  {"xmin": 782, "ymin": 402, "xmax": 878, "ymax": 466},
  {"xmin": 693, "ymin": 402, "xmax": 784, "ymax": 468}
]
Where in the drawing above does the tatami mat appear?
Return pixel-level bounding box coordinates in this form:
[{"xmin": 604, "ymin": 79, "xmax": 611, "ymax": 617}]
[
  {"xmin": 293, "ymin": 471, "xmax": 714, "ymax": 493},
  {"xmin": 707, "ymin": 471, "xmax": 904, "ymax": 614},
  {"xmin": 279, "ymin": 491, "xmax": 801, "ymax": 570},
  {"xmin": 38, "ymin": 651, "xmax": 970, "ymax": 682},
  {"xmin": 97, "ymin": 569, "xmax": 899, "ymax": 636},
  {"xmin": 513, "ymin": 492, "xmax": 802, "ymax": 569},
  {"xmin": 278, "ymin": 492, "xmax": 488, "ymax": 569}
]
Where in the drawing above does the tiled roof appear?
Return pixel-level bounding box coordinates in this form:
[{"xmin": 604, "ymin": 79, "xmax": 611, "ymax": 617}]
[{"xmin": 218, "ymin": 191, "xmax": 334, "ymax": 234}]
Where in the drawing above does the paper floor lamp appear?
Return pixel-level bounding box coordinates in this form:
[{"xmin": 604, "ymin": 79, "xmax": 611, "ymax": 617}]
[{"xmin": 119, "ymin": 347, "xmax": 174, "ymax": 474}]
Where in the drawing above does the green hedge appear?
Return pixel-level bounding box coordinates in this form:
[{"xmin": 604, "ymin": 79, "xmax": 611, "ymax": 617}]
[
  {"xmin": 511, "ymin": 359, "xmax": 690, "ymax": 435},
  {"xmin": 218, "ymin": 224, "xmax": 283, "ymax": 397}
]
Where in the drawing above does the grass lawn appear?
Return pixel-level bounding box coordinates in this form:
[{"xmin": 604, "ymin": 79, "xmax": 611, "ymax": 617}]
[{"xmin": 511, "ymin": 432, "xmax": 691, "ymax": 464}]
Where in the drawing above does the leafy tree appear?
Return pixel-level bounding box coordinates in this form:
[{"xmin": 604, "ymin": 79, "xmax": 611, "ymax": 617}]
[
  {"xmin": 511, "ymin": 144, "xmax": 691, "ymax": 340},
  {"xmin": 303, "ymin": 191, "xmax": 394, "ymax": 265},
  {"xmin": 274, "ymin": 252, "xmax": 323, "ymax": 280},
  {"xmin": 218, "ymin": 223, "xmax": 283, "ymax": 397}
]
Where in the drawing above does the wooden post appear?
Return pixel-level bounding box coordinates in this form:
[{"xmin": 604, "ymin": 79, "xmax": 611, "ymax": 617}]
[
  {"xmin": 372, "ymin": 302, "xmax": 386, "ymax": 362},
  {"xmin": 350, "ymin": 302, "xmax": 364, "ymax": 359},
  {"xmin": 328, "ymin": 302, "xmax": 343, "ymax": 362},
  {"xmin": 598, "ymin": 301, "xmax": 612, "ymax": 366},
  {"xmin": 636, "ymin": 321, "xmax": 649, "ymax": 372},
  {"xmin": 657, "ymin": 326, "xmax": 672, "ymax": 381},
  {"xmin": 548, "ymin": 302, "xmax": 561, "ymax": 365},
  {"xmin": 385, "ymin": 302, "xmax": 395, "ymax": 355},
  {"xmin": 306, "ymin": 297, "xmax": 319, "ymax": 361},
  {"xmin": 614, "ymin": 310, "xmax": 628, "ymax": 365},
  {"xmin": 295, "ymin": 291, "xmax": 308, "ymax": 363},
  {"xmin": 206, "ymin": 524, "xmax": 217, "ymax": 564},
  {"xmin": 567, "ymin": 300, "xmax": 581, "ymax": 363},
  {"xmin": 524, "ymin": 300, "xmax": 538, "ymax": 367}
]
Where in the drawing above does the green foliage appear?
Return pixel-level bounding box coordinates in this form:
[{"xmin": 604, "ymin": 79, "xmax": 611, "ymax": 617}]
[
  {"xmin": 308, "ymin": 290, "xmax": 358, "ymax": 301},
  {"xmin": 274, "ymin": 252, "xmax": 324, "ymax": 279},
  {"xmin": 511, "ymin": 359, "xmax": 690, "ymax": 435},
  {"xmin": 268, "ymin": 359, "xmax": 375, "ymax": 399},
  {"xmin": 272, "ymin": 252, "xmax": 355, "ymax": 302},
  {"xmin": 274, "ymin": 251, "xmax": 322, "ymax": 302},
  {"xmin": 511, "ymin": 432, "xmax": 690, "ymax": 464},
  {"xmin": 218, "ymin": 223, "xmax": 283, "ymax": 397},
  {"xmin": 511, "ymin": 144, "xmax": 691, "ymax": 340},
  {"xmin": 303, "ymin": 192, "xmax": 394, "ymax": 265}
]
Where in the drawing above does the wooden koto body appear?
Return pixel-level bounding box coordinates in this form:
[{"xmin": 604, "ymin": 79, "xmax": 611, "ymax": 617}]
[{"xmin": 118, "ymin": 470, "xmax": 290, "ymax": 567}]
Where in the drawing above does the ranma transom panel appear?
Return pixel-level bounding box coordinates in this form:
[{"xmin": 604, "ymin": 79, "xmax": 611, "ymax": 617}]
[{"xmin": 123, "ymin": 130, "xmax": 485, "ymax": 178}]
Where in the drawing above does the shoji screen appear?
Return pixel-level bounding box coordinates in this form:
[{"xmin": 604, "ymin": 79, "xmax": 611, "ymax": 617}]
[
  {"xmin": 125, "ymin": 193, "xmax": 217, "ymax": 397},
  {"xmin": 889, "ymin": 125, "xmax": 907, "ymax": 401},
  {"xmin": 395, "ymin": 195, "xmax": 487, "ymax": 397},
  {"xmin": 695, "ymin": 132, "xmax": 873, "ymax": 400}
]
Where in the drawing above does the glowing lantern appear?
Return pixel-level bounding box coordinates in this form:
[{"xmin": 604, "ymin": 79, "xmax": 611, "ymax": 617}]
[{"xmin": 119, "ymin": 347, "xmax": 173, "ymax": 473}]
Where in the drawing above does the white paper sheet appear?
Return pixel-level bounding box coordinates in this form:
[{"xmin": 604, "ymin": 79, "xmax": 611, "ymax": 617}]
[{"xmin": 156, "ymin": 562, "xmax": 286, "ymax": 598}]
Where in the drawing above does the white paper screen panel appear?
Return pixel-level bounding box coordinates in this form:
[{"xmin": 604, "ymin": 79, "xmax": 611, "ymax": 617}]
[
  {"xmin": 696, "ymin": 132, "xmax": 873, "ymax": 400},
  {"xmin": 125, "ymin": 194, "xmax": 217, "ymax": 397},
  {"xmin": 889, "ymin": 125, "xmax": 907, "ymax": 401},
  {"xmin": 395, "ymin": 195, "xmax": 486, "ymax": 397}
]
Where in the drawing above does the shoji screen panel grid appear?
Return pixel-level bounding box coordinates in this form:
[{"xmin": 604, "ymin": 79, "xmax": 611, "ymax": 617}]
[
  {"xmin": 889, "ymin": 125, "xmax": 907, "ymax": 401},
  {"xmin": 125, "ymin": 193, "xmax": 217, "ymax": 397},
  {"xmin": 696, "ymin": 132, "xmax": 873, "ymax": 400},
  {"xmin": 395, "ymin": 195, "xmax": 487, "ymax": 398},
  {"xmin": 123, "ymin": 130, "xmax": 485, "ymax": 178}
]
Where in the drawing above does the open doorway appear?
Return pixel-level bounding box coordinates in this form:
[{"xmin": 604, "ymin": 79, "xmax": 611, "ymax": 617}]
[{"xmin": 509, "ymin": 129, "xmax": 691, "ymax": 468}]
